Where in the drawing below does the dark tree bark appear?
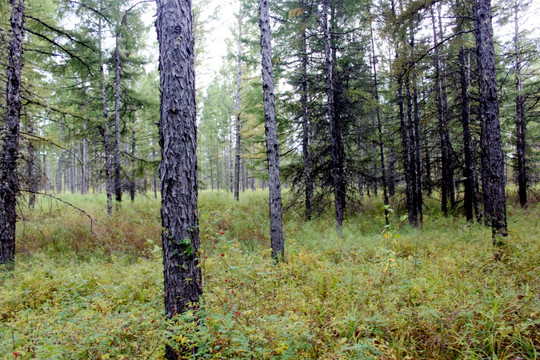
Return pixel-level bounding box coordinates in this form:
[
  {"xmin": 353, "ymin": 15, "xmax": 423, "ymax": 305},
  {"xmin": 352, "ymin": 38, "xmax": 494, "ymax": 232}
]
[
  {"xmin": 322, "ymin": 0, "xmax": 345, "ymax": 230},
  {"xmin": 27, "ymin": 119, "xmax": 36, "ymax": 208},
  {"xmin": 99, "ymin": 18, "xmax": 113, "ymax": 216},
  {"xmin": 370, "ymin": 20, "xmax": 389, "ymax": 225},
  {"xmin": 130, "ymin": 125, "xmax": 136, "ymax": 202},
  {"xmin": 473, "ymin": 0, "xmax": 508, "ymax": 242},
  {"xmin": 431, "ymin": 8, "xmax": 453, "ymax": 216},
  {"xmin": 0, "ymin": 0, "xmax": 24, "ymax": 270},
  {"xmin": 57, "ymin": 123, "xmax": 63, "ymax": 193},
  {"xmin": 258, "ymin": 0, "xmax": 285, "ymax": 259},
  {"xmin": 513, "ymin": 0, "xmax": 527, "ymax": 207},
  {"xmin": 459, "ymin": 46, "xmax": 478, "ymax": 222},
  {"xmin": 301, "ymin": 25, "xmax": 313, "ymax": 221},
  {"xmin": 114, "ymin": 34, "xmax": 122, "ymax": 204},
  {"xmin": 81, "ymin": 121, "xmax": 87, "ymax": 195},
  {"xmin": 233, "ymin": 20, "xmax": 242, "ymax": 201},
  {"xmin": 156, "ymin": 0, "xmax": 202, "ymax": 358}
]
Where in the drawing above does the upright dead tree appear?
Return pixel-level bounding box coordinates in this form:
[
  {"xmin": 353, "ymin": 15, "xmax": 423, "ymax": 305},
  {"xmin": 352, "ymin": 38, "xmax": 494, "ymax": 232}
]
[
  {"xmin": 258, "ymin": 0, "xmax": 285, "ymax": 259},
  {"xmin": 0, "ymin": 0, "xmax": 24, "ymax": 270}
]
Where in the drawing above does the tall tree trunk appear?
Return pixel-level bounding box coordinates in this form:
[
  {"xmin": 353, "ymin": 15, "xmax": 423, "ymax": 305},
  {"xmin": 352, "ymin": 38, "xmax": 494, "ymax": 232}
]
[
  {"xmin": 99, "ymin": 18, "xmax": 113, "ymax": 216},
  {"xmin": 114, "ymin": 35, "xmax": 122, "ymax": 204},
  {"xmin": 301, "ymin": 25, "xmax": 313, "ymax": 221},
  {"xmin": 209, "ymin": 134, "xmax": 214, "ymax": 191},
  {"xmin": 57, "ymin": 123, "xmax": 63, "ymax": 193},
  {"xmin": 156, "ymin": 0, "xmax": 202, "ymax": 358},
  {"xmin": 152, "ymin": 145, "xmax": 157, "ymax": 199},
  {"xmin": 370, "ymin": 20, "xmax": 389, "ymax": 225},
  {"xmin": 70, "ymin": 143, "xmax": 76, "ymax": 194},
  {"xmin": 258, "ymin": 0, "xmax": 285, "ymax": 259},
  {"xmin": 81, "ymin": 122, "xmax": 87, "ymax": 195},
  {"xmin": 130, "ymin": 125, "xmax": 136, "ymax": 202},
  {"xmin": 27, "ymin": 119, "xmax": 36, "ymax": 207},
  {"xmin": 460, "ymin": 46, "xmax": 478, "ymax": 222},
  {"xmin": 0, "ymin": 0, "xmax": 24, "ymax": 270},
  {"xmin": 322, "ymin": 0, "xmax": 345, "ymax": 230},
  {"xmin": 473, "ymin": 0, "xmax": 508, "ymax": 243},
  {"xmin": 513, "ymin": 0, "xmax": 527, "ymax": 207},
  {"xmin": 234, "ymin": 20, "xmax": 242, "ymax": 201}
]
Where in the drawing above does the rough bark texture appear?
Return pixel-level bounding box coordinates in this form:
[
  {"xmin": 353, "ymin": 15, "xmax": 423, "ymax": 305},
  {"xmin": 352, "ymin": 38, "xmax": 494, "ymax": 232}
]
[
  {"xmin": 99, "ymin": 20, "xmax": 113, "ymax": 216},
  {"xmin": 156, "ymin": 0, "xmax": 202, "ymax": 358},
  {"xmin": 258, "ymin": 0, "xmax": 284, "ymax": 259},
  {"xmin": 301, "ymin": 26, "xmax": 312, "ymax": 221},
  {"xmin": 114, "ymin": 35, "xmax": 123, "ymax": 204},
  {"xmin": 27, "ymin": 120, "xmax": 36, "ymax": 207},
  {"xmin": 514, "ymin": 1, "xmax": 527, "ymax": 207},
  {"xmin": 0, "ymin": 0, "xmax": 24, "ymax": 270},
  {"xmin": 460, "ymin": 46, "xmax": 478, "ymax": 222},
  {"xmin": 473, "ymin": 0, "xmax": 508, "ymax": 242},
  {"xmin": 322, "ymin": 0, "xmax": 345, "ymax": 230},
  {"xmin": 370, "ymin": 21, "xmax": 389, "ymax": 225},
  {"xmin": 233, "ymin": 20, "xmax": 242, "ymax": 201}
]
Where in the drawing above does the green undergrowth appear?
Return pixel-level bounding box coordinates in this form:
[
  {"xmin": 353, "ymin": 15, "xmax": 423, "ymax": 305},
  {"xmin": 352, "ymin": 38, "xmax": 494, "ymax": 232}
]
[{"xmin": 1, "ymin": 191, "xmax": 539, "ymax": 359}]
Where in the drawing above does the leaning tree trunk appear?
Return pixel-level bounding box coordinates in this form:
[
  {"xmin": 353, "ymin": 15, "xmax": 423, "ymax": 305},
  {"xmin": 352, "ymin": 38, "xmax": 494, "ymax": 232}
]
[
  {"xmin": 322, "ymin": 0, "xmax": 345, "ymax": 230},
  {"xmin": 258, "ymin": 0, "xmax": 285, "ymax": 259},
  {"xmin": 513, "ymin": 0, "xmax": 527, "ymax": 207},
  {"xmin": 473, "ymin": 0, "xmax": 508, "ymax": 243},
  {"xmin": 156, "ymin": 0, "xmax": 202, "ymax": 358},
  {"xmin": 0, "ymin": 0, "xmax": 24, "ymax": 270}
]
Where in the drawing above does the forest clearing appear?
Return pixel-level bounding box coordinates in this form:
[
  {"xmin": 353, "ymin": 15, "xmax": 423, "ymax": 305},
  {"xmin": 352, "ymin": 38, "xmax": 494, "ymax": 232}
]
[{"xmin": 1, "ymin": 191, "xmax": 539, "ymax": 359}]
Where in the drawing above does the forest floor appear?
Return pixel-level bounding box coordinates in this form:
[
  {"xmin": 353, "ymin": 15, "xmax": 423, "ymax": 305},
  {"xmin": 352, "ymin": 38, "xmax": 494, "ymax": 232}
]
[{"xmin": 0, "ymin": 190, "xmax": 539, "ymax": 359}]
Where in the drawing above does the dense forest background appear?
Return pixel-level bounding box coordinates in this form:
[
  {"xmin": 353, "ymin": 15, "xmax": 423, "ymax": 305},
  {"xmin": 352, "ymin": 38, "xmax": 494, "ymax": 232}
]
[{"xmin": 1, "ymin": 0, "xmax": 539, "ymax": 358}]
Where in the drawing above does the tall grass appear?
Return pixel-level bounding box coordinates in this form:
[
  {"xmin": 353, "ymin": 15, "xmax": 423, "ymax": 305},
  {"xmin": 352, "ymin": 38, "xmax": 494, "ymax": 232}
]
[{"xmin": 0, "ymin": 190, "xmax": 538, "ymax": 359}]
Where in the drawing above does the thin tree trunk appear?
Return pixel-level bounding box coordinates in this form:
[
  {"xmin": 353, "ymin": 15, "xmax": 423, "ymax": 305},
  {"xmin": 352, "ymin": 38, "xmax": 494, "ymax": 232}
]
[
  {"xmin": 209, "ymin": 134, "xmax": 214, "ymax": 191},
  {"xmin": 70, "ymin": 143, "xmax": 76, "ymax": 194},
  {"xmin": 322, "ymin": 0, "xmax": 345, "ymax": 230},
  {"xmin": 473, "ymin": 0, "xmax": 508, "ymax": 243},
  {"xmin": 370, "ymin": 20, "xmax": 389, "ymax": 224},
  {"xmin": 57, "ymin": 123, "xmax": 63, "ymax": 193},
  {"xmin": 514, "ymin": 0, "xmax": 527, "ymax": 207},
  {"xmin": 130, "ymin": 126, "xmax": 136, "ymax": 202},
  {"xmin": 301, "ymin": 25, "xmax": 312, "ymax": 221},
  {"xmin": 460, "ymin": 46, "xmax": 477, "ymax": 221},
  {"xmin": 156, "ymin": 0, "xmax": 202, "ymax": 358},
  {"xmin": 28, "ymin": 119, "xmax": 36, "ymax": 207},
  {"xmin": 234, "ymin": 20, "xmax": 242, "ymax": 201},
  {"xmin": 114, "ymin": 35, "xmax": 122, "ymax": 204},
  {"xmin": 152, "ymin": 145, "xmax": 157, "ymax": 198},
  {"xmin": 0, "ymin": 0, "xmax": 24, "ymax": 270},
  {"xmin": 81, "ymin": 122, "xmax": 87, "ymax": 195},
  {"xmin": 258, "ymin": 0, "xmax": 285, "ymax": 259}
]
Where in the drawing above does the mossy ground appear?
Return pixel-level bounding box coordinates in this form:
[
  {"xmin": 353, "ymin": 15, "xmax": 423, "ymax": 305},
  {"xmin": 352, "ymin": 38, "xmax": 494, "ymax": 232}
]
[{"xmin": 1, "ymin": 190, "xmax": 539, "ymax": 359}]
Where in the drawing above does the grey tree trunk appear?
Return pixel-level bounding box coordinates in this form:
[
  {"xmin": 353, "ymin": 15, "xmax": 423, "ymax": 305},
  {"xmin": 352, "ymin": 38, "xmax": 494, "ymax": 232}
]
[
  {"xmin": 70, "ymin": 143, "xmax": 76, "ymax": 193},
  {"xmin": 155, "ymin": 0, "xmax": 202, "ymax": 358},
  {"xmin": 0, "ymin": 0, "xmax": 24, "ymax": 270},
  {"xmin": 130, "ymin": 125, "xmax": 136, "ymax": 202},
  {"xmin": 57, "ymin": 123, "xmax": 63, "ymax": 193},
  {"xmin": 322, "ymin": 0, "xmax": 345, "ymax": 230},
  {"xmin": 369, "ymin": 21, "xmax": 389, "ymax": 225},
  {"xmin": 209, "ymin": 134, "xmax": 214, "ymax": 191},
  {"xmin": 81, "ymin": 122, "xmax": 87, "ymax": 195},
  {"xmin": 473, "ymin": 0, "xmax": 508, "ymax": 243},
  {"xmin": 513, "ymin": 0, "xmax": 527, "ymax": 207},
  {"xmin": 301, "ymin": 26, "xmax": 312, "ymax": 221},
  {"xmin": 27, "ymin": 119, "xmax": 36, "ymax": 207},
  {"xmin": 460, "ymin": 46, "xmax": 478, "ymax": 222},
  {"xmin": 99, "ymin": 18, "xmax": 113, "ymax": 216},
  {"xmin": 234, "ymin": 20, "xmax": 242, "ymax": 201},
  {"xmin": 114, "ymin": 35, "xmax": 122, "ymax": 204},
  {"xmin": 258, "ymin": 0, "xmax": 284, "ymax": 259}
]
